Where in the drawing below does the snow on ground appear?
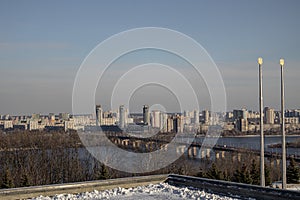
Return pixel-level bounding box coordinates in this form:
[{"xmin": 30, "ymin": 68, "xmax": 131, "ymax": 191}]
[{"xmin": 31, "ymin": 182, "xmax": 242, "ymax": 200}]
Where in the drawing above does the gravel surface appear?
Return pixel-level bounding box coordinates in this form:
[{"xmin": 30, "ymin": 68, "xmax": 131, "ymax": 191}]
[{"xmin": 31, "ymin": 182, "xmax": 241, "ymax": 200}]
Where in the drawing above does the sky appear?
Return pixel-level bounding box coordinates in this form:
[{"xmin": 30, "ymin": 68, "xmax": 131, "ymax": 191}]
[{"xmin": 0, "ymin": 0, "xmax": 299, "ymax": 115}]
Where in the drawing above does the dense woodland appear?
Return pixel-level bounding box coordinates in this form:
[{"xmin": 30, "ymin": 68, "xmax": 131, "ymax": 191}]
[{"xmin": 0, "ymin": 130, "xmax": 299, "ymax": 188}]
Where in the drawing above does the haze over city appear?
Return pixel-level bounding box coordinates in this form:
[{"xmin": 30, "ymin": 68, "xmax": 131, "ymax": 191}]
[{"xmin": 0, "ymin": 0, "xmax": 300, "ymax": 115}]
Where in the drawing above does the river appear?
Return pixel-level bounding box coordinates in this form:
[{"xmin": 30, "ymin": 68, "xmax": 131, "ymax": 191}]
[{"xmin": 194, "ymin": 135, "xmax": 300, "ymax": 156}]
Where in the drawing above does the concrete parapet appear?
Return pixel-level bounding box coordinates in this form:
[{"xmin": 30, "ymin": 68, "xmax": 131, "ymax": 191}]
[
  {"xmin": 167, "ymin": 174, "xmax": 300, "ymax": 200},
  {"xmin": 1, "ymin": 174, "xmax": 300, "ymax": 200},
  {"xmin": 0, "ymin": 174, "xmax": 168, "ymax": 200}
]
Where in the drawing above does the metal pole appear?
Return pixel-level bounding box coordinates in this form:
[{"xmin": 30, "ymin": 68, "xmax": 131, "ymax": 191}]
[
  {"xmin": 280, "ymin": 59, "xmax": 286, "ymax": 189},
  {"xmin": 258, "ymin": 57, "xmax": 265, "ymax": 187}
]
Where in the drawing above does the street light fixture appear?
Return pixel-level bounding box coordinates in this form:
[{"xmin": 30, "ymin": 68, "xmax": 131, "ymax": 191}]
[
  {"xmin": 280, "ymin": 58, "xmax": 286, "ymax": 189},
  {"xmin": 258, "ymin": 57, "xmax": 265, "ymax": 187},
  {"xmin": 258, "ymin": 57, "xmax": 263, "ymax": 65},
  {"xmin": 280, "ymin": 58, "xmax": 285, "ymax": 66}
]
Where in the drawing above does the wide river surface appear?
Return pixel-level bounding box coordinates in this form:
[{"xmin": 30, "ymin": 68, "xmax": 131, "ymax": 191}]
[{"xmin": 193, "ymin": 135, "xmax": 300, "ymax": 156}]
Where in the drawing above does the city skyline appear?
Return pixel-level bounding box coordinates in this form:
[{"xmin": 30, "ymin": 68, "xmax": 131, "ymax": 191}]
[
  {"xmin": 1, "ymin": 104, "xmax": 300, "ymax": 134},
  {"xmin": 1, "ymin": 102, "xmax": 298, "ymax": 114},
  {"xmin": 1, "ymin": 1, "xmax": 300, "ymax": 115}
]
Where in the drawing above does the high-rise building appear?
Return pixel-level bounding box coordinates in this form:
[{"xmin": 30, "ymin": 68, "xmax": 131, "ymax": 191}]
[
  {"xmin": 143, "ymin": 105, "xmax": 150, "ymax": 125},
  {"xmin": 235, "ymin": 118, "xmax": 248, "ymax": 132},
  {"xmin": 233, "ymin": 109, "xmax": 248, "ymax": 121},
  {"xmin": 285, "ymin": 109, "xmax": 300, "ymax": 119},
  {"xmin": 151, "ymin": 110, "xmax": 160, "ymax": 128},
  {"xmin": 242, "ymin": 108, "xmax": 248, "ymax": 120},
  {"xmin": 193, "ymin": 110, "xmax": 199, "ymax": 124},
  {"xmin": 167, "ymin": 117, "xmax": 174, "ymax": 132},
  {"xmin": 203, "ymin": 110, "xmax": 209, "ymax": 124},
  {"xmin": 96, "ymin": 105, "xmax": 103, "ymax": 126},
  {"xmin": 264, "ymin": 107, "xmax": 275, "ymax": 124},
  {"xmin": 173, "ymin": 114, "xmax": 184, "ymax": 133},
  {"xmin": 119, "ymin": 105, "xmax": 125, "ymax": 128},
  {"xmin": 160, "ymin": 112, "xmax": 168, "ymax": 132}
]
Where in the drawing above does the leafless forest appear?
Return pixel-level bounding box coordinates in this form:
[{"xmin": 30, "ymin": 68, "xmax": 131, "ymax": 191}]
[{"xmin": 0, "ymin": 130, "xmax": 298, "ymax": 188}]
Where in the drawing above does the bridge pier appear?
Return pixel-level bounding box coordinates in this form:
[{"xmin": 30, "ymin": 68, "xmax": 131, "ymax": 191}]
[
  {"xmin": 206, "ymin": 149, "xmax": 211, "ymax": 158},
  {"xmin": 188, "ymin": 148, "xmax": 193, "ymax": 158},
  {"xmin": 193, "ymin": 147, "xmax": 197, "ymax": 157},
  {"xmin": 176, "ymin": 146, "xmax": 186, "ymax": 155},
  {"xmin": 121, "ymin": 139, "xmax": 129, "ymax": 146},
  {"xmin": 201, "ymin": 149, "xmax": 206, "ymax": 159},
  {"xmin": 132, "ymin": 140, "xmax": 141, "ymax": 148},
  {"xmin": 221, "ymin": 151, "xmax": 225, "ymax": 159},
  {"xmin": 117, "ymin": 138, "xmax": 121, "ymax": 145}
]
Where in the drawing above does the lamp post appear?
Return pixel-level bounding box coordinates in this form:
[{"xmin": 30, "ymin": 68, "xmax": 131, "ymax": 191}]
[
  {"xmin": 258, "ymin": 57, "xmax": 265, "ymax": 187},
  {"xmin": 280, "ymin": 58, "xmax": 286, "ymax": 189}
]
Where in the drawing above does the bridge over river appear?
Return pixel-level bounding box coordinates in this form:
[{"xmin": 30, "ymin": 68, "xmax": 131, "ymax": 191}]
[{"xmin": 100, "ymin": 133, "xmax": 300, "ymax": 164}]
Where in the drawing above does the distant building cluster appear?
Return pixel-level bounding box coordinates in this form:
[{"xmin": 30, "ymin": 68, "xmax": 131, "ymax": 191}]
[
  {"xmin": 226, "ymin": 107, "xmax": 300, "ymax": 133},
  {"xmin": 0, "ymin": 113, "xmax": 76, "ymax": 132},
  {"xmin": 95, "ymin": 104, "xmax": 206, "ymax": 133},
  {"xmin": 1, "ymin": 106, "xmax": 299, "ymax": 134}
]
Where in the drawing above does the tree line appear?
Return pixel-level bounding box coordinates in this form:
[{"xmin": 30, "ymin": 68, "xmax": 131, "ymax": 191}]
[
  {"xmin": 196, "ymin": 156, "xmax": 299, "ymax": 186},
  {"xmin": 0, "ymin": 130, "xmax": 299, "ymax": 188}
]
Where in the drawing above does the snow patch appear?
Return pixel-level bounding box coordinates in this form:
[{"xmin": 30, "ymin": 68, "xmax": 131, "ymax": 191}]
[{"xmin": 31, "ymin": 182, "xmax": 241, "ymax": 200}]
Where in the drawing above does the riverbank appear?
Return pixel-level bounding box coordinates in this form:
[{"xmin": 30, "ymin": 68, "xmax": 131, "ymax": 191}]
[
  {"xmin": 221, "ymin": 134, "xmax": 300, "ymax": 138},
  {"xmin": 268, "ymin": 138, "xmax": 300, "ymax": 148}
]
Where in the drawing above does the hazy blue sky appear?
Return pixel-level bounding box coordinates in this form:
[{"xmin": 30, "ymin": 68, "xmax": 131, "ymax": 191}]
[{"xmin": 0, "ymin": 0, "xmax": 299, "ymax": 115}]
